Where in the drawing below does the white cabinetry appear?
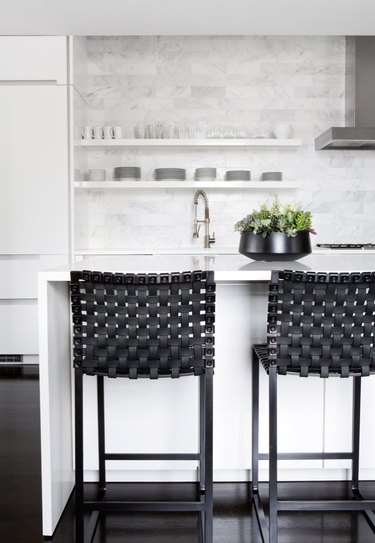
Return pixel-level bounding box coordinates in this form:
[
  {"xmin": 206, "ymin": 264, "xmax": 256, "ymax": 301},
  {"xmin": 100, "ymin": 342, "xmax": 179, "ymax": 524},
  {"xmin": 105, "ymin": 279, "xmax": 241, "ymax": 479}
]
[
  {"xmin": 0, "ymin": 255, "xmax": 68, "ymax": 299},
  {"xmin": 0, "ymin": 38, "xmax": 70, "ymax": 359},
  {"xmin": 0, "ymin": 255, "xmax": 69, "ymax": 355},
  {"xmin": 324, "ymin": 378, "xmax": 375, "ymax": 473},
  {"xmin": 0, "ymin": 85, "xmax": 69, "ymax": 254},
  {"xmin": 0, "ymin": 37, "xmax": 67, "ymax": 83},
  {"xmin": 0, "ymin": 302, "xmax": 38, "ymax": 354}
]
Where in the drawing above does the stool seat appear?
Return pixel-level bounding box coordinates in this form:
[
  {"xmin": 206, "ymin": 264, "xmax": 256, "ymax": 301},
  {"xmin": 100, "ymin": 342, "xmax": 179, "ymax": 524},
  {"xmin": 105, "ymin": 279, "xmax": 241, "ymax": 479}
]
[
  {"xmin": 252, "ymin": 269, "xmax": 375, "ymax": 543},
  {"xmin": 70, "ymin": 269, "xmax": 215, "ymax": 543},
  {"xmin": 253, "ymin": 343, "xmax": 375, "ymax": 377}
]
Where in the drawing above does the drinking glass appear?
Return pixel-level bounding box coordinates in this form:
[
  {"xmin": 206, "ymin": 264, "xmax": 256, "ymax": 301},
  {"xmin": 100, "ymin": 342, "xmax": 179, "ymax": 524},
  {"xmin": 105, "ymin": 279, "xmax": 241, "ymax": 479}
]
[
  {"xmin": 134, "ymin": 124, "xmax": 145, "ymax": 139},
  {"xmin": 147, "ymin": 124, "xmax": 157, "ymax": 139}
]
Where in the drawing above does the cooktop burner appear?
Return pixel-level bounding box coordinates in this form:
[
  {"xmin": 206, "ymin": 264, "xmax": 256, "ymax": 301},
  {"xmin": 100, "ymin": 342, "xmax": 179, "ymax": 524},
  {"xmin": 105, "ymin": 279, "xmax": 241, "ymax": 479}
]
[{"xmin": 317, "ymin": 243, "xmax": 375, "ymax": 249}]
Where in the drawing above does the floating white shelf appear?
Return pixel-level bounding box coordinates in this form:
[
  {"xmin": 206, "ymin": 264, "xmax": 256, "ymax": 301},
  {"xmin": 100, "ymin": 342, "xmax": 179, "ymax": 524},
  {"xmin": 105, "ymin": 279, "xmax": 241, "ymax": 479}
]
[
  {"xmin": 75, "ymin": 138, "xmax": 302, "ymax": 148},
  {"xmin": 74, "ymin": 247, "xmax": 238, "ymax": 256},
  {"xmin": 74, "ymin": 181, "xmax": 299, "ymax": 190}
]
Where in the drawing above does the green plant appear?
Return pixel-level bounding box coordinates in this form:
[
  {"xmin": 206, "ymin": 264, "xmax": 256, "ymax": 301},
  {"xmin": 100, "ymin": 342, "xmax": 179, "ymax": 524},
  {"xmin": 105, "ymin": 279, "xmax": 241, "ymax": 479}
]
[{"xmin": 234, "ymin": 196, "xmax": 314, "ymax": 238}]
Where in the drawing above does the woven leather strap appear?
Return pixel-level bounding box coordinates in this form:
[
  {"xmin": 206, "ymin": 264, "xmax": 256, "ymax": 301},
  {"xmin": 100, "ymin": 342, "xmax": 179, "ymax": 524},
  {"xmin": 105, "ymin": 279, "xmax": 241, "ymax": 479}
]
[
  {"xmin": 70, "ymin": 270, "xmax": 215, "ymax": 379},
  {"xmin": 265, "ymin": 269, "xmax": 375, "ymax": 378}
]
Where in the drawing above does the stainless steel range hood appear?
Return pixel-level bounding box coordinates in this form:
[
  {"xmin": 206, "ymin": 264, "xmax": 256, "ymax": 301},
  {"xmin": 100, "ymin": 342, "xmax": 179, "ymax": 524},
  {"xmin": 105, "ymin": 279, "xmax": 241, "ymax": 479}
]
[{"xmin": 315, "ymin": 37, "xmax": 375, "ymax": 150}]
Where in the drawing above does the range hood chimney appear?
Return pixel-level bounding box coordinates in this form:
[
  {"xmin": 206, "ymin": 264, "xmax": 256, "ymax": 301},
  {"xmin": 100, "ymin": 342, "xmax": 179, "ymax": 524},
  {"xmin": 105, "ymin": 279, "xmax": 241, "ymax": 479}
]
[{"xmin": 315, "ymin": 36, "xmax": 375, "ymax": 150}]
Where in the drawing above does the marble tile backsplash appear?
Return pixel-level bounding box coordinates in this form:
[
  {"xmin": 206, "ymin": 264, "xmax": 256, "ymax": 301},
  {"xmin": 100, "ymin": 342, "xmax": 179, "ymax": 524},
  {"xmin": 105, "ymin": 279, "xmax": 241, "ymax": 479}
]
[{"xmin": 75, "ymin": 36, "xmax": 375, "ymax": 252}]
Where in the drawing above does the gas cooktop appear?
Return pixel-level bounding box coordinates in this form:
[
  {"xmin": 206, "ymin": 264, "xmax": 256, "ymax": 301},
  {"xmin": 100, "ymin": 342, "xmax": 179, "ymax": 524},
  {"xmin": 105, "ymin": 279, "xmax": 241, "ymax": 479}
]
[{"xmin": 317, "ymin": 244, "xmax": 375, "ymax": 249}]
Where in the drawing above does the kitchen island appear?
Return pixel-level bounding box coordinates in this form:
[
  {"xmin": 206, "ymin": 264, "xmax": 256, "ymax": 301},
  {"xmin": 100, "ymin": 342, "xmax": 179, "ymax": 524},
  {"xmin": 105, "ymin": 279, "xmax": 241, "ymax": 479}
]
[{"xmin": 38, "ymin": 252, "xmax": 375, "ymax": 536}]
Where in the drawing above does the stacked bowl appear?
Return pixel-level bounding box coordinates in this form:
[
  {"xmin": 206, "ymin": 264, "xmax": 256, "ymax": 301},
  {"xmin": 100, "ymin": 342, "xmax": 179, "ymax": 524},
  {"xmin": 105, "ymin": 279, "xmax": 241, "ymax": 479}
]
[
  {"xmin": 154, "ymin": 168, "xmax": 186, "ymax": 181},
  {"xmin": 225, "ymin": 170, "xmax": 251, "ymax": 181},
  {"xmin": 195, "ymin": 168, "xmax": 216, "ymax": 181},
  {"xmin": 114, "ymin": 166, "xmax": 141, "ymax": 181}
]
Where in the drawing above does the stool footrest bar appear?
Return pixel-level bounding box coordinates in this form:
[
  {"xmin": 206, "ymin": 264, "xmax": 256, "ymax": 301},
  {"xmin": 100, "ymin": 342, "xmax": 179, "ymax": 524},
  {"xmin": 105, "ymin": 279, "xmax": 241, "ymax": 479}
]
[
  {"xmin": 84, "ymin": 501, "xmax": 206, "ymax": 512},
  {"xmin": 105, "ymin": 453, "xmax": 200, "ymax": 461},
  {"xmin": 257, "ymin": 452, "xmax": 353, "ymax": 461},
  {"xmin": 277, "ymin": 500, "xmax": 375, "ymax": 511}
]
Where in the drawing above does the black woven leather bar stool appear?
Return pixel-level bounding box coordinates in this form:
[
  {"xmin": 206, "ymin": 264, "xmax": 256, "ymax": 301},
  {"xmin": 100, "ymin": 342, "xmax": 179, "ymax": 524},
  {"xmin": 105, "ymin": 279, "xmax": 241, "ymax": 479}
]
[
  {"xmin": 70, "ymin": 269, "xmax": 215, "ymax": 543},
  {"xmin": 252, "ymin": 269, "xmax": 375, "ymax": 543}
]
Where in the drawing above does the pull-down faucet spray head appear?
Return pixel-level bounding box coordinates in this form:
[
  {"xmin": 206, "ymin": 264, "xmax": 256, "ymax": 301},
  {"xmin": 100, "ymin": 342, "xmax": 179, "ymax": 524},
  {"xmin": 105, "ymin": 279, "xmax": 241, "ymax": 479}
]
[{"xmin": 192, "ymin": 190, "xmax": 215, "ymax": 248}]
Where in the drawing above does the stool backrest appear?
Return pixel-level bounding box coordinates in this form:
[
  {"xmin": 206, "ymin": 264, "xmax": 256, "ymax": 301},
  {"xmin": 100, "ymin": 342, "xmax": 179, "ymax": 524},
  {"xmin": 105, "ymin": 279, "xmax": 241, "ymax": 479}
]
[
  {"xmin": 70, "ymin": 270, "xmax": 215, "ymax": 379},
  {"xmin": 267, "ymin": 270, "xmax": 375, "ymax": 377}
]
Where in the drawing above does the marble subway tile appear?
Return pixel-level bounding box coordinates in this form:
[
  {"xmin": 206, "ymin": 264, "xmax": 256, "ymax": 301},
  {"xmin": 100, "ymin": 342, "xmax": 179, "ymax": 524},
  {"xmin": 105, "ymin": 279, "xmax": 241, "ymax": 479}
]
[
  {"xmin": 156, "ymin": 61, "xmax": 192, "ymax": 77},
  {"xmin": 191, "ymin": 61, "xmax": 230, "ymax": 76},
  {"xmin": 191, "ymin": 87, "xmax": 226, "ymax": 98},
  {"xmin": 155, "ymin": 87, "xmax": 191, "ymax": 98},
  {"xmin": 189, "ymin": 74, "xmax": 263, "ymax": 87},
  {"xmin": 138, "ymin": 98, "xmax": 175, "ymax": 110},
  {"xmin": 88, "ymin": 62, "xmax": 157, "ymax": 76},
  {"xmin": 226, "ymin": 86, "xmax": 295, "ymax": 99},
  {"xmin": 295, "ymin": 87, "xmax": 344, "ymax": 99}
]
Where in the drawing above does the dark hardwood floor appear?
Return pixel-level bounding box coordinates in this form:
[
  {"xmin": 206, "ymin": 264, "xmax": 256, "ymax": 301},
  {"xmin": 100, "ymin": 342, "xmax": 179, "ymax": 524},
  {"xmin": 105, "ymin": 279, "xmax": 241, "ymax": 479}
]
[{"xmin": 1, "ymin": 366, "xmax": 375, "ymax": 542}]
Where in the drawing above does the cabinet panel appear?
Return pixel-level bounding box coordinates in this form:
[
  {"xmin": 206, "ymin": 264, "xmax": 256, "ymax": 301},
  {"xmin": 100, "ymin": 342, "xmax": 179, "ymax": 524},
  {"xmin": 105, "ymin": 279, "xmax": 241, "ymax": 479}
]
[
  {"xmin": 324, "ymin": 376, "xmax": 375, "ymax": 471},
  {"xmin": 0, "ymin": 254, "xmax": 69, "ymax": 299},
  {"xmin": 323, "ymin": 379, "xmax": 352, "ymax": 469},
  {"xmin": 357, "ymin": 377, "xmax": 375, "ymax": 470},
  {"xmin": 0, "ymin": 85, "xmax": 69, "ymax": 254},
  {"xmin": 0, "ymin": 37, "xmax": 67, "ymax": 83},
  {"xmin": 259, "ymin": 370, "xmax": 325, "ymax": 470},
  {"xmin": 0, "ymin": 301, "xmax": 38, "ymax": 354}
]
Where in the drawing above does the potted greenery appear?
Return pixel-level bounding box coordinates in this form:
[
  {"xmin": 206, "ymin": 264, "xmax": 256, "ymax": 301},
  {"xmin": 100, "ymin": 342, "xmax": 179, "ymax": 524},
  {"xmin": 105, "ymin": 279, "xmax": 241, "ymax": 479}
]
[{"xmin": 234, "ymin": 196, "xmax": 315, "ymax": 261}]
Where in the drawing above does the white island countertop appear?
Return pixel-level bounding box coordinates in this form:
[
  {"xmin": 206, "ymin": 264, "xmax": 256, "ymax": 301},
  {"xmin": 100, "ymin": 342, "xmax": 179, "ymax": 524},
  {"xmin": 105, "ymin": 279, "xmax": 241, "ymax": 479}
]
[{"xmin": 40, "ymin": 252, "xmax": 375, "ymax": 282}]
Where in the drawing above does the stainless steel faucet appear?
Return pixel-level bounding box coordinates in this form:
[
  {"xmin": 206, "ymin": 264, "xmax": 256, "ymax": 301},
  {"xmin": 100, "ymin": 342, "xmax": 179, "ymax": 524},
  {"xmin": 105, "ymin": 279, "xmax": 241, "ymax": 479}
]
[{"xmin": 193, "ymin": 190, "xmax": 216, "ymax": 249}]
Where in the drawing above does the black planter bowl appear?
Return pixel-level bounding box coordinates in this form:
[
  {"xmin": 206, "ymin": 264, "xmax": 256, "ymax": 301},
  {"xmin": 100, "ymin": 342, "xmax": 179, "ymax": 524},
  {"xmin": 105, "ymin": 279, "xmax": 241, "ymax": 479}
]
[{"xmin": 238, "ymin": 230, "xmax": 312, "ymax": 261}]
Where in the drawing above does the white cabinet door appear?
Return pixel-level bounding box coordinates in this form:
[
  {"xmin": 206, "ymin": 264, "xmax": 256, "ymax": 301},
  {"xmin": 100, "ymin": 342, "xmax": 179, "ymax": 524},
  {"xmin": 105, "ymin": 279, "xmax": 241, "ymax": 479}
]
[
  {"xmin": 0, "ymin": 37, "xmax": 67, "ymax": 83},
  {"xmin": 358, "ymin": 377, "xmax": 375, "ymax": 470},
  {"xmin": 0, "ymin": 85, "xmax": 69, "ymax": 254},
  {"xmin": 323, "ymin": 376, "xmax": 375, "ymax": 472},
  {"xmin": 0, "ymin": 254, "xmax": 69, "ymax": 299},
  {"xmin": 323, "ymin": 379, "xmax": 352, "ymax": 470},
  {"xmin": 0, "ymin": 301, "xmax": 38, "ymax": 354}
]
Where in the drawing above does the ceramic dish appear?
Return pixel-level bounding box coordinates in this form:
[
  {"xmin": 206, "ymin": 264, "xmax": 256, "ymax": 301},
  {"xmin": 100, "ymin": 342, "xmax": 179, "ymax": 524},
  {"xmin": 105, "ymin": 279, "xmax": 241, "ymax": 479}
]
[
  {"xmin": 225, "ymin": 170, "xmax": 251, "ymax": 181},
  {"xmin": 261, "ymin": 171, "xmax": 282, "ymax": 181}
]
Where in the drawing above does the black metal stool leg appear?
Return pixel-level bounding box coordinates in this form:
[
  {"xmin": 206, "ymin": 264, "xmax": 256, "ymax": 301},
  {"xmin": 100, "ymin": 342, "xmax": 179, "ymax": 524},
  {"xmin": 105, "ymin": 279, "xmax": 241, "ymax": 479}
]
[
  {"xmin": 252, "ymin": 349, "xmax": 260, "ymax": 495},
  {"xmin": 269, "ymin": 365, "xmax": 278, "ymax": 543},
  {"xmin": 351, "ymin": 376, "xmax": 361, "ymax": 493},
  {"xmin": 75, "ymin": 368, "xmax": 84, "ymax": 543},
  {"xmin": 97, "ymin": 375, "xmax": 106, "ymax": 491},
  {"xmin": 199, "ymin": 373, "xmax": 206, "ymax": 494},
  {"xmin": 204, "ymin": 367, "xmax": 214, "ymax": 543},
  {"xmin": 349, "ymin": 376, "xmax": 375, "ymax": 533}
]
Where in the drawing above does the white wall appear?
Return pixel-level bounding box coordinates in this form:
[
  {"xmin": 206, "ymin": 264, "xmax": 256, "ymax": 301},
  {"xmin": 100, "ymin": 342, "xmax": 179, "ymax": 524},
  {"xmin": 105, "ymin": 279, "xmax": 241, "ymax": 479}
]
[{"xmin": 74, "ymin": 36, "xmax": 375, "ymax": 252}]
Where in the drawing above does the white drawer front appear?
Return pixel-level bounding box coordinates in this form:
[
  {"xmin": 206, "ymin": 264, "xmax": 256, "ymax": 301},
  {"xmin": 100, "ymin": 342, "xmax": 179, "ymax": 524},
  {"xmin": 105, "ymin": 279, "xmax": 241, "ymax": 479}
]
[
  {"xmin": 0, "ymin": 301, "xmax": 38, "ymax": 354},
  {"xmin": 0, "ymin": 255, "xmax": 69, "ymax": 299},
  {"xmin": 0, "ymin": 37, "xmax": 67, "ymax": 83}
]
